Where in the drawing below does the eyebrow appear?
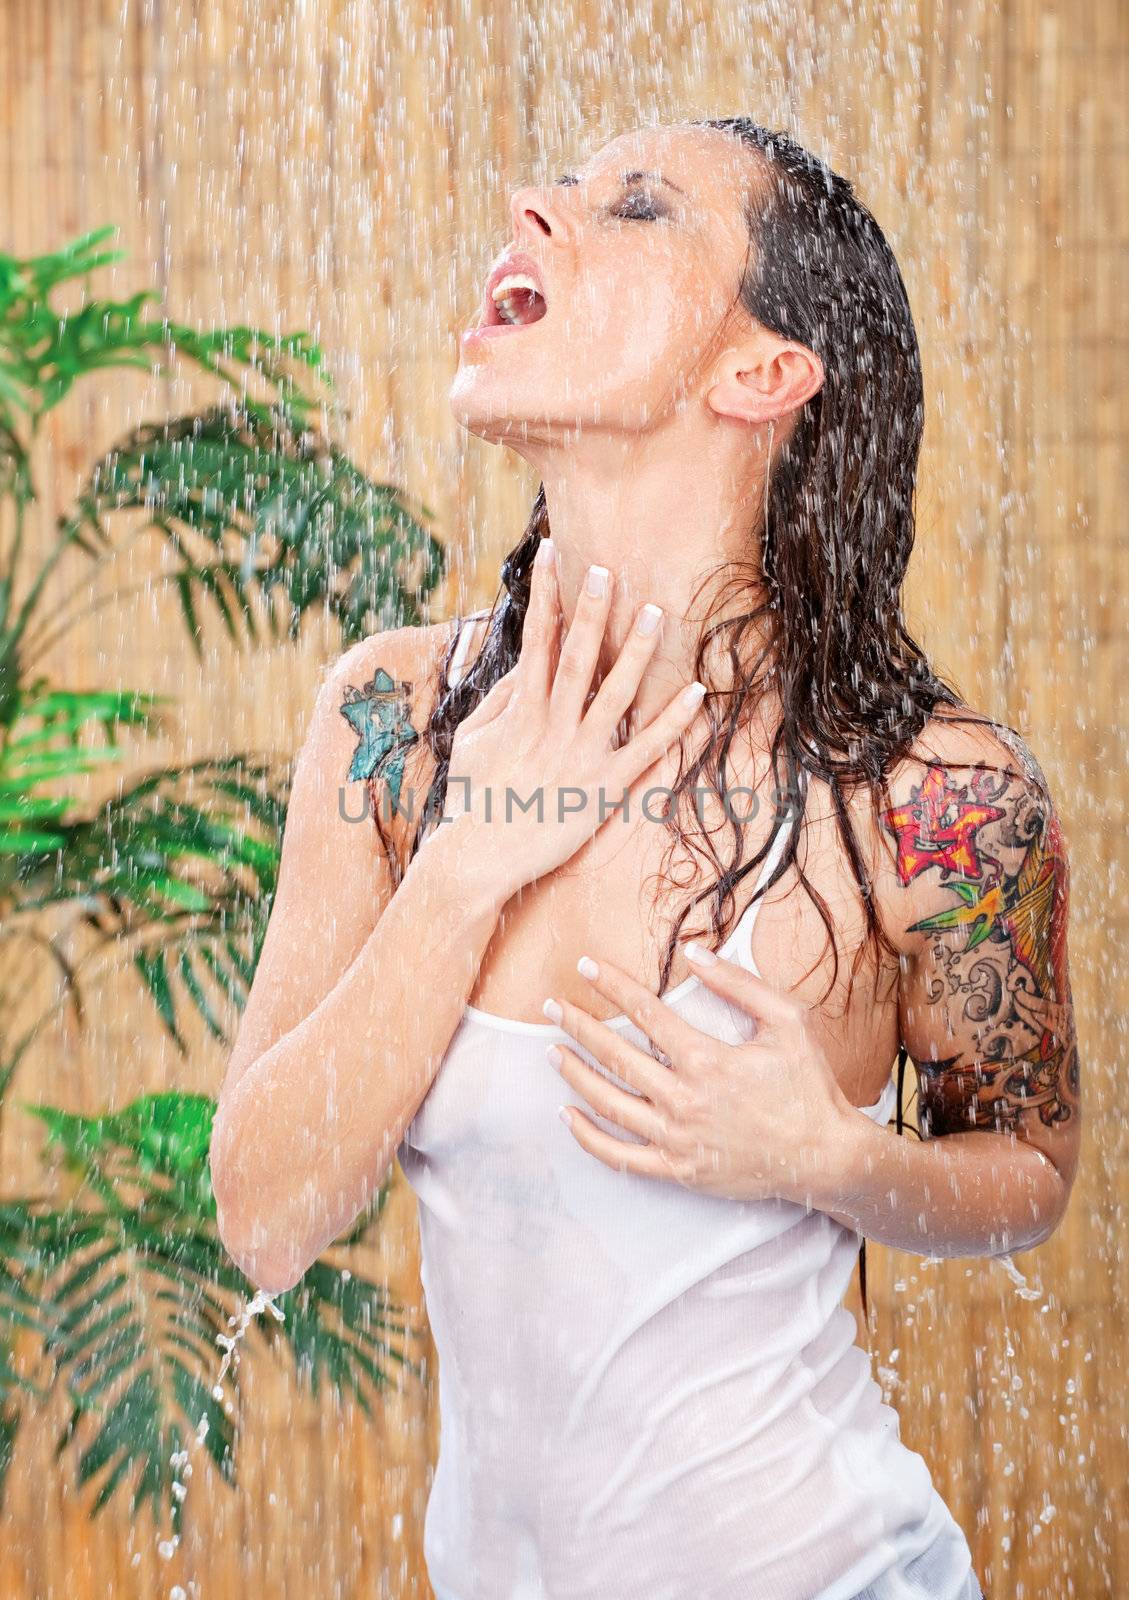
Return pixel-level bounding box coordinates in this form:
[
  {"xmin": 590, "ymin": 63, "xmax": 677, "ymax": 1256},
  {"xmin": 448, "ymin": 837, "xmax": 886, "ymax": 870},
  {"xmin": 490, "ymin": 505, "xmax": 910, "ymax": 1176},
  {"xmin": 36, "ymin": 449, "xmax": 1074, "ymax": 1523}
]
[{"xmin": 553, "ymin": 168, "xmax": 688, "ymax": 198}]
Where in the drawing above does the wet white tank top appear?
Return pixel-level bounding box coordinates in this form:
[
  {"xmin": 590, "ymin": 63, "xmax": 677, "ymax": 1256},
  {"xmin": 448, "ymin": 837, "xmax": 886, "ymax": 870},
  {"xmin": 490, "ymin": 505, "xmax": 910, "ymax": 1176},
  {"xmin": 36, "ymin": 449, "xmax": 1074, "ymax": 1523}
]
[{"xmin": 395, "ymin": 615, "xmax": 982, "ymax": 1600}]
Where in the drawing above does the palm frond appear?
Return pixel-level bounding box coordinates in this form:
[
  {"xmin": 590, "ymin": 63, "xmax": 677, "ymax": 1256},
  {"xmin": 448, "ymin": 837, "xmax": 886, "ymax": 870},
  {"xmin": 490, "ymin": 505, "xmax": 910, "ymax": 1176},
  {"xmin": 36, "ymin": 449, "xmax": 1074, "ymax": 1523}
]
[
  {"xmin": 0, "ymin": 1092, "xmax": 415, "ymax": 1529},
  {"xmin": 0, "ymin": 680, "xmax": 169, "ymax": 861},
  {"xmin": 0, "ymin": 225, "xmax": 331, "ymax": 439},
  {"xmin": 2, "ymin": 754, "xmax": 285, "ymax": 1053},
  {"xmin": 0, "ymin": 417, "xmax": 32, "ymax": 504},
  {"xmin": 52, "ymin": 404, "xmax": 444, "ymax": 654}
]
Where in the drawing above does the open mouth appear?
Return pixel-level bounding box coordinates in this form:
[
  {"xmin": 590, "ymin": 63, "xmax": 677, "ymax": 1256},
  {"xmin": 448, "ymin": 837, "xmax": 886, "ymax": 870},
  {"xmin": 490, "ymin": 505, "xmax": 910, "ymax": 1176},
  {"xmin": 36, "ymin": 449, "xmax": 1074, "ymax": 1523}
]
[{"xmin": 484, "ymin": 274, "xmax": 549, "ymax": 329}]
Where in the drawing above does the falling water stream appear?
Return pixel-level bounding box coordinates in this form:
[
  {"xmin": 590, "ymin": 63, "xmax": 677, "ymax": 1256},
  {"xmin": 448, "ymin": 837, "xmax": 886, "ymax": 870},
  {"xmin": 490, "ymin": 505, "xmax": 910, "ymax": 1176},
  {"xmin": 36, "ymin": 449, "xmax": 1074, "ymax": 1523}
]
[{"xmin": 146, "ymin": 1291, "xmax": 285, "ymax": 1595}]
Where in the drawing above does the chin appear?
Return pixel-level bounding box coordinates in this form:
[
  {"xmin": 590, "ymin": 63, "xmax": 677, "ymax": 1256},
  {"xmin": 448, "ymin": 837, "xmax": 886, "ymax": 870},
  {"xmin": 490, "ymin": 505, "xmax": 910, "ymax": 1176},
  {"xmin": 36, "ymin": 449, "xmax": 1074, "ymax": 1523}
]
[
  {"xmin": 448, "ymin": 385, "xmax": 514, "ymax": 444},
  {"xmin": 447, "ymin": 368, "xmax": 486, "ymax": 429},
  {"xmin": 447, "ymin": 372, "xmax": 547, "ymax": 449}
]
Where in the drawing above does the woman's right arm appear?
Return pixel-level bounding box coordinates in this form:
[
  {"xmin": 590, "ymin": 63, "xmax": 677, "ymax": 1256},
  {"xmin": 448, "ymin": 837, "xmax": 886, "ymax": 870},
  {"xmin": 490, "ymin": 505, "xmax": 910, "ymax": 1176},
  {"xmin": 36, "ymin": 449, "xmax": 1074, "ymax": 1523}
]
[{"xmin": 208, "ymin": 624, "xmax": 507, "ymax": 1296}]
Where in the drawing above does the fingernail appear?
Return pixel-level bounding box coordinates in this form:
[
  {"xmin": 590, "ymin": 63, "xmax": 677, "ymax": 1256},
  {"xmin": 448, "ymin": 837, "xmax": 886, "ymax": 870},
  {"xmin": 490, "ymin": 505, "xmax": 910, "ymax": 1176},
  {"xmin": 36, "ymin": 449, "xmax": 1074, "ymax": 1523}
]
[
  {"xmin": 557, "ymin": 1105, "xmax": 573, "ymax": 1127},
  {"xmin": 681, "ymin": 680, "xmax": 707, "ymax": 708},
  {"xmin": 585, "ymin": 564, "xmax": 609, "ymax": 598},
  {"xmin": 636, "ymin": 603, "xmax": 663, "ymax": 636},
  {"xmin": 535, "ymin": 537, "xmax": 556, "ymax": 567},
  {"xmin": 542, "ymin": 997, "xmax": 563, "ymax": 1024},
  {"xmin": 683, "ymin": 939, "xmax": 718, "ymax": 965},
  {"xmin": 577, "ymin": 955, "xmax": 599, "ymax": 979},
  {"xmin": 546, "ymin": 1044, "xmax": 564, "ymax": 1068}
]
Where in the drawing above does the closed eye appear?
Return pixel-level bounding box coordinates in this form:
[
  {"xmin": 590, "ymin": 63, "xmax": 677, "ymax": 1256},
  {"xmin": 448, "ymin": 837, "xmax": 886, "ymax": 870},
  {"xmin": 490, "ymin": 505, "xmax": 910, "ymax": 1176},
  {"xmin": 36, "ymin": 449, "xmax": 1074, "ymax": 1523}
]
[{"xmin": 608, "ymin": 192, "xmax": 666, "ymax": 222}]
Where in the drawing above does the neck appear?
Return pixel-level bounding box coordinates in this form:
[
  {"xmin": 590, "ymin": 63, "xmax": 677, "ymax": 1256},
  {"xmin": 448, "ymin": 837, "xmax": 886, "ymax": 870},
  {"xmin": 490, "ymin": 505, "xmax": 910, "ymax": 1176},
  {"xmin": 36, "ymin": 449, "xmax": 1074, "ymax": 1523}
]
[{"xmin": 531, "ymin": 430, "xmax": 773, "ymax": 727}]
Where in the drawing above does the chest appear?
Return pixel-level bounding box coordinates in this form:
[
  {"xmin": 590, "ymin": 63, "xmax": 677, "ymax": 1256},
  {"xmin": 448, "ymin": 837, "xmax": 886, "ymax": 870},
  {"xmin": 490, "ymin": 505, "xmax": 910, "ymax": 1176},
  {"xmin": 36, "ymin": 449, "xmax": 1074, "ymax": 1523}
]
[{"xmin": 459, "ymin": 791, "xmax": 900, "ymax": 1108}]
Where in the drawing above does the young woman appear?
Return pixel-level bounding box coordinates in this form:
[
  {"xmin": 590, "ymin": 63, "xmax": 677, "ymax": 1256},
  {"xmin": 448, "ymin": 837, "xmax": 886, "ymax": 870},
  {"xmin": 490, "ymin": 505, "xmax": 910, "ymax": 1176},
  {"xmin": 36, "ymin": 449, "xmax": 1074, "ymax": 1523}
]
[{"xmin": 210, "ymin": 119, "xmax": 1079, "ymax": 1599}]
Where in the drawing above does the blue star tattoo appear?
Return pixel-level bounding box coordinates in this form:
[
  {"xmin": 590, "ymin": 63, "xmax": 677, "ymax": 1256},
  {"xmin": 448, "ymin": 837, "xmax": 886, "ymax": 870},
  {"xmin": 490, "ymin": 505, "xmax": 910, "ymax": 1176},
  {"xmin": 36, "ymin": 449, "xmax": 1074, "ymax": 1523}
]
[{"xmin": 338, "ymin": 666, "xmax": 419, "ymax": 815}]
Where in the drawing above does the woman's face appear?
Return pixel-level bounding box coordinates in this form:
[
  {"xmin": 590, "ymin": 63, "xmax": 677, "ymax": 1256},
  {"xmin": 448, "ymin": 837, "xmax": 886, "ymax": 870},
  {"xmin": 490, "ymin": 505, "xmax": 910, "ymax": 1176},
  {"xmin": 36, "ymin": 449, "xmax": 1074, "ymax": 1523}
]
[{"xmin": 449, "ymin": 124, "xmax": 765, "ymax": 447}]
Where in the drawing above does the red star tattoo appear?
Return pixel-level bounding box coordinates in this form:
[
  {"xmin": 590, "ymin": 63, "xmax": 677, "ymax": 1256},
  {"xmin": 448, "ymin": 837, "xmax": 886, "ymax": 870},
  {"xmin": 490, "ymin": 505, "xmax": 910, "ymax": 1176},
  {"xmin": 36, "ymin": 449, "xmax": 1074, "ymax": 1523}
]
[{"xmin": 883, "ymin": 767, "xmax": 1007, "ymax": 885}]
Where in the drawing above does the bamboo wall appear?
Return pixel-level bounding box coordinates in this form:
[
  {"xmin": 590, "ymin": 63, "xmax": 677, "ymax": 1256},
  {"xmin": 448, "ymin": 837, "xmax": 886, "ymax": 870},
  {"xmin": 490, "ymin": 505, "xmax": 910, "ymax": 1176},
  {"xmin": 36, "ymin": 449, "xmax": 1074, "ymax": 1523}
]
[{"xmin": 1, "ymin": 0, "xmax": 1124, "ymax": 1595}]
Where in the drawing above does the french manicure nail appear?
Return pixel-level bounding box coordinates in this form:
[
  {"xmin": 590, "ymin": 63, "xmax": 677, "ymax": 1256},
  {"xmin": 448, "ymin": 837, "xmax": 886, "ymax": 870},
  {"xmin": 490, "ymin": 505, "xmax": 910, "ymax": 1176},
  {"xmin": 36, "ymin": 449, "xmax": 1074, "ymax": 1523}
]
[
  {"xmin": 577, "ymin": 955, "xmax": 599, "ymax": 980},
  {"xmin": 542, "ymin": 997, "xmax": 563, "ymax": 1024},
  {"xmin": 681, "ymin": 680, "xmax": 707, "ymax": 707},
  {"xmin": 636, "ymin": 603, "xmax": 663, "ymax": 636},
  {"xmin": 546, "ymin": 1044, "xmax": 564, "ymax": 1067},
  {"xmin": 535, "ymin": 537, "xmax": 556, "ymax": 567},
  {"xmin": 586, "ymin": 564, "xmax": 609, "ymax": 598},
  {"xmin": 683, "ymin": 939, "xmax": 719, "ymax": 965}
]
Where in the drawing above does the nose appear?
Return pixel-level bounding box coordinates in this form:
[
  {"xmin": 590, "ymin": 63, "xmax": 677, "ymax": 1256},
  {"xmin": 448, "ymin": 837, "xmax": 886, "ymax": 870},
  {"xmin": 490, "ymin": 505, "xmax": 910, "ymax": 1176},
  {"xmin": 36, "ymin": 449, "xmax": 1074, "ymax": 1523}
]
[{"xmin": 508, "ymin": 183, "xmax": 566, "ymax": 242}]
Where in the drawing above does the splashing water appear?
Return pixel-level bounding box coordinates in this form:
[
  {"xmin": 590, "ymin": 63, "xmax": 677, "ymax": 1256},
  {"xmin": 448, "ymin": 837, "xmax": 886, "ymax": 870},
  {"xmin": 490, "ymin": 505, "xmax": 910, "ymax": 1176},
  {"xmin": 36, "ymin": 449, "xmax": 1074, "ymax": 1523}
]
[
  {"xmin": 154, "ymin": 1290, "xmax": 286, "ymax": 1590},
  {"xmin": 993, "ymin": 1254, "xmax": 1045, "ymax": 1303}
]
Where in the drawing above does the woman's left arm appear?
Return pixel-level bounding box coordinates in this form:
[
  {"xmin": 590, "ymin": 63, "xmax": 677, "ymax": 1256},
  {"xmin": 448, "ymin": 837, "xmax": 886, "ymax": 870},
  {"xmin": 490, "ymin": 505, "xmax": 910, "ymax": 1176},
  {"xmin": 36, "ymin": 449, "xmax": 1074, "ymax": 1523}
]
[
  {"xmin": 819, "ymin": 753, "xmax": 1081, "ymax": 1256},
  {"xmin": 809, "ymin": 1069, "xmax": 1077, "ymax": 1258}
]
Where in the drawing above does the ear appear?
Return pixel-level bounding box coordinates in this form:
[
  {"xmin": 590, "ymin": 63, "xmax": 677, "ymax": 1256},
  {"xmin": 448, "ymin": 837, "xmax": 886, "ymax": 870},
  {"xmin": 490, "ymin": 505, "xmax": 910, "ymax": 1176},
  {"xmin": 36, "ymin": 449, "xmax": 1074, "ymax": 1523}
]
[{"xmin": 705, "ymin": 327, "xmax": 824, "ymax": 427}]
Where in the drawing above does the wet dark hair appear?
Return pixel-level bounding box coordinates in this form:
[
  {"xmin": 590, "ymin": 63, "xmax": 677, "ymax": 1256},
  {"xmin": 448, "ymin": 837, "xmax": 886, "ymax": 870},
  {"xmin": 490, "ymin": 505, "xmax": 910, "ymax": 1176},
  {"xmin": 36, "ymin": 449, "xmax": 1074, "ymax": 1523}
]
[{"xmin": 406, "ymin": 119, "xmax": 976, "ymax": 1318}]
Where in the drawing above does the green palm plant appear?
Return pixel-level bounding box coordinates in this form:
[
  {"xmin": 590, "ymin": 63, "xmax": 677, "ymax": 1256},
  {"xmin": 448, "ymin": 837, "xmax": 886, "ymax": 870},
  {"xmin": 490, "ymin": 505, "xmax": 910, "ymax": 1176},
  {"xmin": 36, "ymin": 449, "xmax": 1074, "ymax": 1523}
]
[{"xmin": 0, "ymin": 227, "xmax": 442, "ymax": 1537}]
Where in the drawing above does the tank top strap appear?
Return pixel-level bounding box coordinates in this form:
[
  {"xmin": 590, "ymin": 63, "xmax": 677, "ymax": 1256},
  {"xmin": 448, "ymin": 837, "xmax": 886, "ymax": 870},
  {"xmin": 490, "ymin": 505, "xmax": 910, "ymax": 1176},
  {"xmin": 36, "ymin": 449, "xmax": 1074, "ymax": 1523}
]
[
  {"xmin": 723, "ymin": 815, "xmax": 794, "ymax": 975},
  {"xmin": 447, "ymin": 608, "xmax": 490, "ymax": 687}
]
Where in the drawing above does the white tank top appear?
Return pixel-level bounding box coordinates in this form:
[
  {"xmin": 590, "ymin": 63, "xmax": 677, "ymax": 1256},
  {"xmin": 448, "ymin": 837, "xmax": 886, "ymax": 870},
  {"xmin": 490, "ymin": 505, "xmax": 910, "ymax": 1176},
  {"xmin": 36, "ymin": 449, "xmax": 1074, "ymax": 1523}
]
[{"xmin": 395, "ymin": 615, "xmax": 981, "ymax": 1600}]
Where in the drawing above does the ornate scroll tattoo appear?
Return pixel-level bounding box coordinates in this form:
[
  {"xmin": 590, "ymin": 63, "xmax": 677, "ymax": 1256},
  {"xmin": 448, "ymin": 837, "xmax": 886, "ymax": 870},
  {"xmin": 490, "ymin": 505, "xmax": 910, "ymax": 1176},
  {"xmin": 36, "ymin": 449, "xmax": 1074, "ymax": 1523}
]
[
  {"xmin": 338, "ymin": 666, "xmax": 419, "ymax": 818},
  {"xmin": 883, "ymin": 764, "xmax": 1078, "ymax": 1136}
]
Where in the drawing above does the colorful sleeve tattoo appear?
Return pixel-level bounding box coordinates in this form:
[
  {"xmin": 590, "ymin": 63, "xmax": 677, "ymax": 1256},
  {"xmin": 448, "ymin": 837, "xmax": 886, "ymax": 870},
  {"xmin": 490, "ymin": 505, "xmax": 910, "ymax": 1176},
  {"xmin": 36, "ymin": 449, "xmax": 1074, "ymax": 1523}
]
[{"xmin": 883, "ymin": 762, "xmax": 1079, "ymax": 1138}]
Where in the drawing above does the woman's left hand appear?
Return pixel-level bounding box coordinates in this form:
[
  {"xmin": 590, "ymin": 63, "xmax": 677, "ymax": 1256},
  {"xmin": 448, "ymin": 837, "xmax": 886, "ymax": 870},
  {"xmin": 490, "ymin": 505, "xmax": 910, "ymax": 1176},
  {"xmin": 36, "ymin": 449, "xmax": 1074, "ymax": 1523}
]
[{"xmin": 546, "ymin": 944, "xmax": 865, "ymax": 1206}]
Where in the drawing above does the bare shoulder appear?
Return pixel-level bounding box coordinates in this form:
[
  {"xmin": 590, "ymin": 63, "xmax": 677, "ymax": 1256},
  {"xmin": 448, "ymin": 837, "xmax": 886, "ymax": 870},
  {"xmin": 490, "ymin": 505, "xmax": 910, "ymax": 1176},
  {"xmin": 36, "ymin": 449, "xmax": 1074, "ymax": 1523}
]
[
  {"xmin": 873, "ymin": 708, "xmax": 1064, "ymax": 925},
  {"xmin": 311, "ymin": 618, "xmax": 464, "ymax": 836},
  {"xmin": 217, "ymin": 617, "xmax": 466, "ymax": 1101},
  {"xmin": 318, "ymin": 607, "xmax": 492, "ymax": 725},
  {"xmin": 314, "ymin": 609, "xmax": 497, "ymax": 850},
  {"xmin": 315, "ymin": 617, "xmax": 461, "ymax": 733}
]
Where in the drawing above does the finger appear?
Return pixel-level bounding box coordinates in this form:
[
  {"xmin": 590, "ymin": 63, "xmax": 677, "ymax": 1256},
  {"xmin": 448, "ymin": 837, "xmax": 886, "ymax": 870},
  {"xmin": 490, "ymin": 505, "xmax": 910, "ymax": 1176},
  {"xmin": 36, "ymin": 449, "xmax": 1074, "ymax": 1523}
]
[
  {"xmin": 547, "ymin": 564, "xmax": 613, "ymax": 729},
  {"xmin": 563, "ymin": 954, "xmax": 708, "ymax": 1086},
  {"xmin": 579, "ymin": 602, "xmax": 665, "ymax": 745},
  {"xmin": 547, "ymin": 992, "xmax": 680, "ymax": 1110},
  {"xmin": 1011, "ymin": 986, "xmax": 1046, "ymax": 1024},
  {"xmin": 678, "ymin": 942, "xmax": 805, "ymax": 1036},
  {"xmin": 549, "ymin": 1041, "xmax": 666, "ymax": 1143},
  {"xmin": 514, "ymin": 536, "xmax": 561, "ymax": 707},
  {"xmin": 558, "ymin": 1100, "xmax": 671, "ymax": 1180},
  {"xmin": 605, "ymin": 679, "xmax": 708, "ymax": 790}
]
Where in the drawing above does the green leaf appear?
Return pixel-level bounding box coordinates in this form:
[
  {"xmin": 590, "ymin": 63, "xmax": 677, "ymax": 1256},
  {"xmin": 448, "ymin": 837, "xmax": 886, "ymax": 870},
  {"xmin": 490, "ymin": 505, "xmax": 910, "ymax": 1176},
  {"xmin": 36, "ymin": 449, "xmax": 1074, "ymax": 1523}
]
[
  {"xmin": 59, "ymin": 404, "xmax": 443, "ymax": 649},
  {"xmin": 0, "ymin": 1145, "xmax": 415, "ymax": 1528}
]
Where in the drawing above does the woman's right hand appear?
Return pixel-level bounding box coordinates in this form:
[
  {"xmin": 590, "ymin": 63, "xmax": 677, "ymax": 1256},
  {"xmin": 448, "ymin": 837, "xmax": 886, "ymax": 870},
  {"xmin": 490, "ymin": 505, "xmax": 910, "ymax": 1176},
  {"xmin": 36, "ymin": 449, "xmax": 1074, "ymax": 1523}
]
[{"xmin": 434, "ymin": 537, "xmax": 707, "ymax": 903}]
